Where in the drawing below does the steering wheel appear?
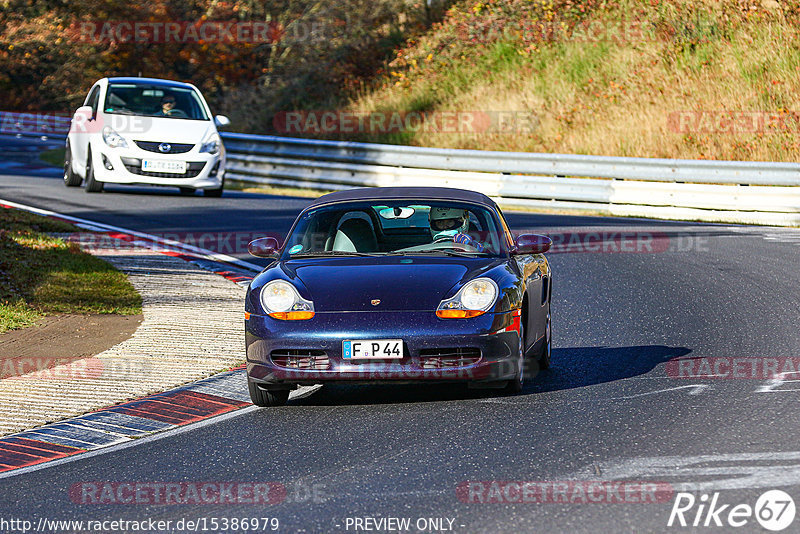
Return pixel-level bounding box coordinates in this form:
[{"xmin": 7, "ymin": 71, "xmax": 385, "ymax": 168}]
[{"xmin": 433, "ymin": 235, "xmax": 454, "ymax": 243}]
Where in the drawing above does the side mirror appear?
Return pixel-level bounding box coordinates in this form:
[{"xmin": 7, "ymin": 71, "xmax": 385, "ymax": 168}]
[
  {"xmin": 214, "ymin": 115, "xmax": 231, "ymax": 128},
  {"xmin": 69, "ymin": 106, "xmax": 97, "ymax": 135},
  {"xmin": 248, "ymin": 237, "xmax": 280, "ymax": 258},
  {"xmin": 75, "ymin": 105, "xmax": 95, "ymax": 120},
  {"xmin": 513, "ymin": 234, "xmax": 552, "ymax": 255}
]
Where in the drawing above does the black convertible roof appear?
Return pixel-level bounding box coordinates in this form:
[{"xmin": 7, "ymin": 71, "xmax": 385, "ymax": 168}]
[{"xmin": 306, "ymin": 187, "xmax": 496, "ymax": 209}]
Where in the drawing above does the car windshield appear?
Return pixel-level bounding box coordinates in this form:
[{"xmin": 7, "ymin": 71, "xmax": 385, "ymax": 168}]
[
  {"xmin": 103, "ymin": 84, "xmax": 209, "ymax": 120},
  {"xmin": 281, "ymin": 200, "xmax": 509, "ymax": 259}
]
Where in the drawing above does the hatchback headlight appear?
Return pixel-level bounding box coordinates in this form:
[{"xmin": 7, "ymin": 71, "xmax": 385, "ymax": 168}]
[
  {"xmin": 436, "ymin": 278, "xmax": 498, "ymax": 318},
  {"xmin": 102, "ymin": 126, "xmax": 128, "ymax": 148},
  {"xmin": 260, "ymin": 280, "xmax": 314, "ymax": 320},
  {"xmin": 199, "ymin": 134, "xmax": 221, "ymax": 155}
]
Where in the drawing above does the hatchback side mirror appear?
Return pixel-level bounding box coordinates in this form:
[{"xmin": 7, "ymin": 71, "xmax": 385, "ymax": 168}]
[
  {"xmin": 248, "ymin": 237, "xmax": 280, "ymax": 257},
  {"xmin": 74, "ymin": 105, "xmax": 95, "ymax": 121},
  {"xmin": 513, "ymin": 234, "xmax": 552, "ymax": 254},
  {"xmin": 214, "ymin": 115, "xmax": 231, "ymax": 128}
]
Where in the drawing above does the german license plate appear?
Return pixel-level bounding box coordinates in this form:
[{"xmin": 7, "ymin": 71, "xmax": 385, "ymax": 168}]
[
  {"xmin": 342, "ymin": 339, "xmax": 403, "ymax": 359},
  {"xmin": 142, "ymin": 159, "xmax": 186, "ymax": 174}
]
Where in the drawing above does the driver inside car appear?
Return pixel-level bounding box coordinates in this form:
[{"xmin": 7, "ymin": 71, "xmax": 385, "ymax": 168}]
[{"xmin": 428, "ymin": 207, "xmax": 485, "ymax": 252}]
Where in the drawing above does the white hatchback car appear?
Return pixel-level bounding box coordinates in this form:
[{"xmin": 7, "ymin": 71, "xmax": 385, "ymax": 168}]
[{"xmin": 64, "ymin": 77, "xmax": 229, "ymax": 196}]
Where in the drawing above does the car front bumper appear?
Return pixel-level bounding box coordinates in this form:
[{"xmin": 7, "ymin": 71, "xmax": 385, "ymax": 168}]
[
  {"xmin": 245, "ymin": 310, "xmax": 521, "ymax": 386},
  {"xmin": 91, "ymin": 145, "xmax": 224, "ymax": 189}
]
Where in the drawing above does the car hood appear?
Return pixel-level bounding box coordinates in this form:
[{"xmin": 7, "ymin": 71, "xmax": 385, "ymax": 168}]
[
  {"xmin": 114, "ymin": 117, "xmax": 215, "ymax": 144},
  {"xmin": 283, "ymin": 256, "xmax": 505, "ymax": 312}
]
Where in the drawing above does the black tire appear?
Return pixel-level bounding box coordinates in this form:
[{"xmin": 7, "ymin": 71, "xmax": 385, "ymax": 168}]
[
  {"xmin": 63, "ymin": 142, "xmax": 81, "ymax": 187},
  {"xmin": 84, "ymin": 151, "xmax": 103, "ymax": 193},
  {"xmin": 537, "ymin": 309, "xmax": 551, "ymax": 370},
  {"xmin": 505, "ymin": 319, "xmax": 525, "ymax": 394},
  {"xmin": 203, "ymin": 185, "xmax": 223, "ymax": 197},
  {"xmin": 248, "ymin": 379, "xmax": 290, "ymax": 407},
  {"xmin": 179, "ymin": 187, "xmax": 195, "ymax": 195}
]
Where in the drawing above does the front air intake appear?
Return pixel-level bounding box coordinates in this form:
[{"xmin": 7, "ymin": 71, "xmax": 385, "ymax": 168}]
[
  {"xmin": 419, "ymin": 348, "xmax": 481, "ymax": 369},
  {"xmin": 271, "ymin": 350, "xmax": 330, "ymax": 370}
]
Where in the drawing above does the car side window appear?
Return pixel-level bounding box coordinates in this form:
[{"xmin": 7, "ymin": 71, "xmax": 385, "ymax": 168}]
[{"xmin": 85, "ymin": 86, "xmax": 100, "ymax": 117}]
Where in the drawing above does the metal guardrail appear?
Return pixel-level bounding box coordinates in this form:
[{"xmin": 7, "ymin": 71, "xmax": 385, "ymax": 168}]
[
  {"xmin": 221, "ymin": 132, "xmax": 800, "ymax": 226},
  {"xmin": 3, "ymin": 111, "xmax": 796, "ymax": 225},
  {"xmin": 221, "ymin": 132, "xmax": 800, "ymax": 187}
]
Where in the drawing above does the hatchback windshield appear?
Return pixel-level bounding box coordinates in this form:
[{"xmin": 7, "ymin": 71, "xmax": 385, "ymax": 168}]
[
  {"xmin": 103, "ymin": 84, "xmax": 209, "ymax": 120},
  {"xmin": 281, "ymin": 201, "xmax": 509, "ymax": 258}
]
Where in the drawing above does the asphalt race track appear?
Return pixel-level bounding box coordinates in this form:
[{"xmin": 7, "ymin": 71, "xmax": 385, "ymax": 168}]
[{"xmin": 1, "ymin": 137, "xmax": 800, "ymax": 533}]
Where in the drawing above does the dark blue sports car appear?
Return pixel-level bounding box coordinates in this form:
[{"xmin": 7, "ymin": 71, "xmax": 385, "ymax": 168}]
[{"xmin": 244, "ymin": 187, "xmax": 552, "ymax": 406}]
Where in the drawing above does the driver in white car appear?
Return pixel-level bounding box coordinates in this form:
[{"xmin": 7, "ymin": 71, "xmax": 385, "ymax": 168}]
[{"xmin": 428, "ymin": 207, "xmax": 485, "ymax": 251}]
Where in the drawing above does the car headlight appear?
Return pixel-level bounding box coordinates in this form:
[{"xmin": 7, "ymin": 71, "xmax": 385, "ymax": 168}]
[
  {"xmin": 436, "ymin": 277, "xmax": 498, "ymax": 319},
  {"xmin": 199, "ymin": 134, "xmax": 221, "ymax": 155},
  {"xmin": 260, "ymin": 280, "xmax": 314, "ymax": 320},
  {"xmin": 102, "ymin": 126, "xmax": 128, "ymax": 149}
]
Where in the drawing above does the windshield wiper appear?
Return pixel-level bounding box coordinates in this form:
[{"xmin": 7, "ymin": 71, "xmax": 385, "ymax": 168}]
[
  {"xmin": 435, "ymin": 250, "xmax": 489, "ymax": 257},
  {"xmin": 288, "ymin": 251, "xmax": 376, "ymax": 258},
  {"xmin": 386, "ymin": 250, "xmax": 488, "ymax": 257}
]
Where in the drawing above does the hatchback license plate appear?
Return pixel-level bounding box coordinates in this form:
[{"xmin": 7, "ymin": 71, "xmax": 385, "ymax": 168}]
[
  {"xmin": 142, "ymin": 159, "xmax": 186, "ymax": 174},
  {"xmin": 343, "ymin": 339, "xmax": 403, "ymax": 359}
]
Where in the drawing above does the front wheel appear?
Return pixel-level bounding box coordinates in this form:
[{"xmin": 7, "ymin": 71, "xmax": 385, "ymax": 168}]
[
  {"xmin": 84, "ymin": 152, "xmax": 103, "ymax": 193},
  {"xmin": 505, "ymin": 320, "xmax": 525, "ymax": 394},
  {"xmin": 203, "ymin": 179, "xmax": 224, "ymax": 197},
  {"xmin": 248, "ymin": 379, "xmax": 290, "ymax": 407},
  {"xmin": 63, "ymin": 142, "xmax": 81, "ymax": 187}
]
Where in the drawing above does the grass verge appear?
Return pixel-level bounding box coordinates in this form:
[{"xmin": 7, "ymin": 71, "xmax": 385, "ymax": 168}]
[
  {"xmin": 39, "ymin": 147, "xmax": 65, "ymax": 168},
  {"xmin": 0, "ymin": 207, "xmax": 142, "ymax": 334},
  {"xmin": 225, "ymin": 179, "xmax": 333, "ymax": 199}
]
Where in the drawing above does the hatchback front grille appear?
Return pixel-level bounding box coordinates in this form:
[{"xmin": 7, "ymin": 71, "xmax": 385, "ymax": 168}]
[
  {"xmin": 419, "ymin": 348, "xmax": 481, "ymax": 369},
  {"xmin": 135, "ymin": 141, "xmax": 194, "ymax": 154},
  {"xmin": 271, "ymin": 350, "xmax": 330, "ymax": 370}
]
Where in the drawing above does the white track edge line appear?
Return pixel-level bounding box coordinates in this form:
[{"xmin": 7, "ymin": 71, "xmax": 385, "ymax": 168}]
[{"xmin": 0, "ymin": 197, "xmax": 263, "ymax": 272}]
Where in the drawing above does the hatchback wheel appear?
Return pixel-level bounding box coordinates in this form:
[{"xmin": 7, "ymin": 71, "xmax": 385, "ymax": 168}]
[
  {"xmin": 84, "ymin": 152, "xmax": 103, "ymax": 193},
  {"xmin": 63, "ymin": 142, "xmax": 81, "ymax": 187},
  {"xmin": 203, "ymin": 178, "xmax": 224, "ymax": 197}
]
